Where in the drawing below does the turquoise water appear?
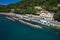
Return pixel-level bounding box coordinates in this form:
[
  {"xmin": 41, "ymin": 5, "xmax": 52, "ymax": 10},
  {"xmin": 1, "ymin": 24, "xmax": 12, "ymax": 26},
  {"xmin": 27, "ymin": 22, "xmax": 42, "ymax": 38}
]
[{"xmin": 0, "ymin": 15, "xmax": 60, "ymax": 40}]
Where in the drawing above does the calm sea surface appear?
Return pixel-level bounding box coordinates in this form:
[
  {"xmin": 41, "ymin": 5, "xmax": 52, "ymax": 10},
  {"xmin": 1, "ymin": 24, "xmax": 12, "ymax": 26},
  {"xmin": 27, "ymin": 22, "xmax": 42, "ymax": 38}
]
[{"xmin": 0, "ymin": 15, "xmax": 60, "ymax": 40}]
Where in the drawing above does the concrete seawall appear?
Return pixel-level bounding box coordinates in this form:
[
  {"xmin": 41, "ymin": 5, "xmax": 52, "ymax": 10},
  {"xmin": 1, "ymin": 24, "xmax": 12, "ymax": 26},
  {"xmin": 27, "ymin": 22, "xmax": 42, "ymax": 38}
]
[
  {"xmin": 19, "ymin": 20, "xmax": 42, "ymax": 29},
  {"xmin": 6, "ymin": 16, "xmax": 42, "ymax": 29},
  {"xmin": 0, "ymin": 12, "xmax": 60, "ymax": 30}
]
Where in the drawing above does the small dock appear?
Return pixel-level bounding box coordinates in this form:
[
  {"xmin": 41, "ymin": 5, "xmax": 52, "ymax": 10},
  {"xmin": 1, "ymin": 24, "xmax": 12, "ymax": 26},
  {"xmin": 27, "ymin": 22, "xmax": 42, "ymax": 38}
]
[
  {"xmin": 1, "ymin": 13, "xmax": 60, "ymax": 30},
  {"xmin": 6, "ymin": 16, "xmax": 42, "ymax": 29},
  {"xmin": 6, "ymin": 17, "xmax": 15, "ymax": 21},
  {"xmin": 19, "ymin": 20, "xmax": 42, "ymax": 29}
]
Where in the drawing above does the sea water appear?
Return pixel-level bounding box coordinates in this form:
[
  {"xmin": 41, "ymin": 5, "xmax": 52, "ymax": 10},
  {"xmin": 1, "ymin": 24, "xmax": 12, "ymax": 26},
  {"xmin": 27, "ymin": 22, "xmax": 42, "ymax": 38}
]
[{"xmin": 0, "ymin": 15, "xmax": 60, "ymax": 40}]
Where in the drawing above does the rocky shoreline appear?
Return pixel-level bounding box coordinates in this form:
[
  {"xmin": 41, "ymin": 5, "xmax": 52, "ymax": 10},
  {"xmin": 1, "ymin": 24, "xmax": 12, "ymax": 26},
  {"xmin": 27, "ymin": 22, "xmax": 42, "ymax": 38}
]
[
  {"xmin": 6, "ymin": 16, "xmax": 42, "ymax": 29},
  {"xmin": 0, "ymin": 12, "xmax": 60, "ymax": 30}
]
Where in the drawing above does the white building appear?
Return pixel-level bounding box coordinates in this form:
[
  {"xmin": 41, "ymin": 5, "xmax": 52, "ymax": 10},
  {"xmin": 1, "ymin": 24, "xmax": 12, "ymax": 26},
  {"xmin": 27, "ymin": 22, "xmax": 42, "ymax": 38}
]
[
  {"xmin": 34, "ymin": 6, "xmax": 54, "ymax": 21},
  {"xmin": 40, "ymin": 10, "xmax": 54, "ymax": 20}
]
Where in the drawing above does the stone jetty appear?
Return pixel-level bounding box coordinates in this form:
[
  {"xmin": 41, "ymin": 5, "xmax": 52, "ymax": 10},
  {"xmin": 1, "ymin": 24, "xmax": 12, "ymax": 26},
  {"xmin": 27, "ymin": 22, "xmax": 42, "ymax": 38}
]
[
  {"xmin": 0, "ymin": 12, "xmax": 60, "ymax": 30},
  {"xmin": 6, "ymin": 16, "xmax": 42, "ymax": 29}
]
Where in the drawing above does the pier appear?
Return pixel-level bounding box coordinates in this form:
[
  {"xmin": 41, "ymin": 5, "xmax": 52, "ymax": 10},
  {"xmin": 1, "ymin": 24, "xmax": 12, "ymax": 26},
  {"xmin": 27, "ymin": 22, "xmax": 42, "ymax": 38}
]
[
  {"xmin": 19, "ymin": 20, "xmax": 42, "ymax": 29},
  {"xmin": 6, "ymin": 17, "xmax": 15, "ymax": 21},
  {"xmin": 6, "ymin": 16, "xmax": 42, "ymax": 29},
  {"xmin": 0, "ymin": 12, "xmax": 60, "ymax": 30}
]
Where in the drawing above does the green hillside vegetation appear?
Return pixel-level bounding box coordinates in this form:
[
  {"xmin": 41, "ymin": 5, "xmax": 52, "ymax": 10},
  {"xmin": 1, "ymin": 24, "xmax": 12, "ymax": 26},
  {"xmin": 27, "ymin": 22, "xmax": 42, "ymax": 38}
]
[
  {"xmin": 0, "ymin": 0, "xmax": 60, "ymax": 20},
  {"xmin": 0, "ymin": 0, "xmax": 60, "ymax": 12}
]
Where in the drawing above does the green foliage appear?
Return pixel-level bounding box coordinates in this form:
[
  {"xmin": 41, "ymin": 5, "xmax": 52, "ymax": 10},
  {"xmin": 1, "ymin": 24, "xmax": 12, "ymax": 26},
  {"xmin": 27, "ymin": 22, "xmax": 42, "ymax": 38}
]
[
  {"xmin": 0, "ymin": 0, "xmax": 60, "ymax": 20},
  {"xmin": 0, "ymin": 0, "xmax": 60, "ymax": 12}
]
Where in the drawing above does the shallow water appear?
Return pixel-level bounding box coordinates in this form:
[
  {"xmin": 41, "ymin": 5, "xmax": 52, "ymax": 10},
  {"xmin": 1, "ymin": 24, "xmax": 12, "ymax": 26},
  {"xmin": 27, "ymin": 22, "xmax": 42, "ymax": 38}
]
[{"xmin": 0, "ymin": 15, "xmax": 60, "ymax": 40}]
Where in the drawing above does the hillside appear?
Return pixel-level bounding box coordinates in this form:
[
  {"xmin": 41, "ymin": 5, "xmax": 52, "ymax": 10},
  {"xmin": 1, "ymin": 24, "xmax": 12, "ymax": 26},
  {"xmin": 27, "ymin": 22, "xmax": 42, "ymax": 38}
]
[
  {"xmin": 0, "ymin": 0, "xmax": 60, "ymax": 12},
  {"xmin": 0, "ymin": 0, "xmax": 60, "ymax": 20}
]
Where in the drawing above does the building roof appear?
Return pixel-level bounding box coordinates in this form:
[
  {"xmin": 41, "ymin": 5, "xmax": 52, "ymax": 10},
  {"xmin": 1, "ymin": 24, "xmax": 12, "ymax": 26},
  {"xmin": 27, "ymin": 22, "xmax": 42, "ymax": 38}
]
[
  {"xmin": 40, "ymin": 9, "xmax": 49, "ymax": 13},
  {"xmin": 34, "ymin": 6, "xmax": 42, "ymax": 9}
]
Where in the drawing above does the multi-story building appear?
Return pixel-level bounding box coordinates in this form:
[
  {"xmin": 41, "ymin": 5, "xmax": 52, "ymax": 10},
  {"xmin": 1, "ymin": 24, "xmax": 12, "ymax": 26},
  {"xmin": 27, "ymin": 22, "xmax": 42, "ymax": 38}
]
[{"xmin": 40, "ymin": 10, "xmax": 54, "ymax": 20}]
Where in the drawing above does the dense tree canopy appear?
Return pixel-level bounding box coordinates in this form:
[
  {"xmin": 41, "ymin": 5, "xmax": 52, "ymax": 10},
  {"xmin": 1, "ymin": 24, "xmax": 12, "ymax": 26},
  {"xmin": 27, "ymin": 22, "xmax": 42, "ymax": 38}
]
[
  {"xmin": 0, "ymin": 0, "xmax": 60, "ymax": 12},
  {"xmin": 0, "ymin": 0, "xmax": 60, "ymax": 20}
]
